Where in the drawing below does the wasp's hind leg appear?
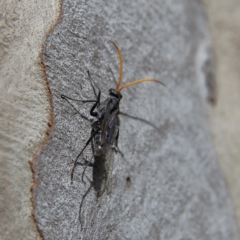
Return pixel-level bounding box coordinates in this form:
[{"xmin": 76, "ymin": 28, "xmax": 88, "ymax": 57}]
[
  {"xmin": 76, "ymin": 156, "xmax": 94, "ymax": 184},
  {"xmin": 71, "ymin": 128, "xmax": 98, "ymax": 184},
  {"xmin": 79, "ymin": 175, "xmax": 93, "ymax": 231}
]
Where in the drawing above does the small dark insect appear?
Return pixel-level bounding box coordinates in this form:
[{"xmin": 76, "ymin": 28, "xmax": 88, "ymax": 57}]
[{"xmin": 61, "ymin": 41, "xmax": 164, "ymax": 227}]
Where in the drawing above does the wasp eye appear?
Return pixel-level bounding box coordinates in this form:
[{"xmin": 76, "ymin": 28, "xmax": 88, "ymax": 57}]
[
  {"xmin": 109, "ymin": 89, "xmax": 122, "ymax": 100},
  {"xmin": 109, "ymin": 89, "xmax": 115, "ymax": 94}
]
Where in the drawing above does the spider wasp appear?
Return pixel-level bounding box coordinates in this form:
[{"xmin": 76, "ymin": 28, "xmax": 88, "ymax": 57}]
[{"xmin": 61, "ymin": 41, "xmax": 164, "ymax": 226}]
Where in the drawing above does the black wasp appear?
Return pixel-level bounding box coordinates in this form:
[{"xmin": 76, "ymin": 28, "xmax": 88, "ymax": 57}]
[{"xmin": 61, "ymin": 41, "xmax": 164, "ymax": 226}]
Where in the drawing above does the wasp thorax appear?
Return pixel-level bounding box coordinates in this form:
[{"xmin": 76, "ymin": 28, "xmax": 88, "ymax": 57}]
[{"xmin": 109, "ymin": 89, "xmax": 122, "ymax": 100}]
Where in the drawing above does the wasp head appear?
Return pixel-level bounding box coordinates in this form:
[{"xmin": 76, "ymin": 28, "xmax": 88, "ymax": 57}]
[{"xmin": 109, "ymin": 88, "xmax": 122, "ymax": 100}]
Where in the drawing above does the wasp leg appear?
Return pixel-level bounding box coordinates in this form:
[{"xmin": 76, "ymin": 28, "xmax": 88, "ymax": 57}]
[
  {"xmin": 120, "ymin": 111, "xmax": 159, "ymax": 131},
  {"xmin": 90, "ymin": 90, "xmax": 101, "ymax": 117},
  {"xmin": 76, "ymin": 157, "xmax": 94, "ymax": 184},
  {"xmin": 61, "ymin": 94, "xmax": 96, "ymax": 122},
  {"xmin": 82, "ymin": 157, "xmax": 94, "ymax": 184},
  {"xmin": 79, "ymin": 175, "xmax": 93, "ymax": 231},
  {"xmin": 87, "ymin": 70, "xmax": 101, "ymax": 99},
  {"xmin": 71, "ymin": 128, "xmax": 98, "ymax": 184},
  {"xmin": 76, "ymin": 159, "xmax": 94, "ymax": 167},
  {"xmin": 61, "ymin": 94, "xmax": 97, "ymax": 103}
]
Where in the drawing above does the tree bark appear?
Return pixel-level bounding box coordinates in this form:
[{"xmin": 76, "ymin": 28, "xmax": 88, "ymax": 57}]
[
  {"xmin": 0, "ymin": 0, "xmax": 239, "ymax": 240},
  {"xmin": 0, "ymin": 1, "xmax": 61, "ymax": 239}
]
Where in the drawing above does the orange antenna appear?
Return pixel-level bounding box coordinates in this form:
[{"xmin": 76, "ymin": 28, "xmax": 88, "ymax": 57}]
[
  {"xmin": 118, "ymin": 78, "xmax": 165, "ymax": 91},
  {"xmin": 110, "ymin": 41, "xmax": 123, "ymax": 90},
  {"xmin": 110, "ymin": 41, "xmax": 165, "ymax": 91}
]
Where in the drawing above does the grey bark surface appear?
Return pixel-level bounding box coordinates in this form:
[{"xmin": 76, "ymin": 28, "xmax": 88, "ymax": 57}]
[
  {"xmin": 0, "ymin": 1, "xmax": 60, "ymax": 239},
  {"xmin": 33, "ymin": 0, "xmax": 239, "ymax": 239}
]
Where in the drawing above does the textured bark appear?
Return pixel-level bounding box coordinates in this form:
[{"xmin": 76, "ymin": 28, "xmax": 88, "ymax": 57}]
[
  {"xmin": 32, "ymin": 1, "xmax": 239, "ymax": 239},
  {"xmin": 0, "ymin": 1, "xmax": 61, "ymax": 239},
  {"xmin": 1, "ymin": 0, "xmax": 239, "ymax": 240}
]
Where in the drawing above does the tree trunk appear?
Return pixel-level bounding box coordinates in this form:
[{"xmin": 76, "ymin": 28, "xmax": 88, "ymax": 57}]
[
  {"xmin": 0, "ymin": 0, "xmax": 239, "ymax": 240},
  {"xmin": 0, "ymin": 1, "xmax": 61, "ymax": 239}
]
